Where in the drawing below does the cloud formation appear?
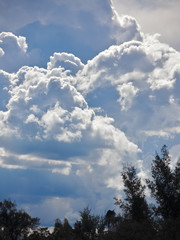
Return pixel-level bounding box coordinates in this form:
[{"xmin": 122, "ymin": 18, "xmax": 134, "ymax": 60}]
[
  {"xmin": 0, "ymin": 0, "xmax": 180, "ymax": 226},
  {"xmin": 112, "ymin": 0, "xmax": 180, "ymax": 51},
  {"xmin": 0, "ymin": 53, "xmax": 139, "ymax": 224},
  {"xmin": 0, "ymin": 32, "xmax": 39, "ymax": 72}
]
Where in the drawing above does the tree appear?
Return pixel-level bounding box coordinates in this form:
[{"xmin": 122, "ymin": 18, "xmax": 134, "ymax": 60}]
[
  {"xmin": 104, "ymin": 210, "xmax": 116, "ymax": 230},
  {"xmin": 52, "ymin": 218, "xmax": 74, "ymax": 240},
  {"xmin": 174, "ymin": 158, "xmax": 180, "ymax": 216},
  {"xmin": 146, "ymin": 145, "xmax": 178, "ymax": 219},
  {"xmin": 74, "ymin": 207, "xmax": 104, "ymax": 240},
  {"xmin": 146, "ymin": 145, "xmax": 180, "ymax": 239},
  {"xmin": 113, "ymin": 166, "xmax": 155, "ymax": 240},
  {"xmin": 0, "ymin": 200, "xmax": 39, "ymax": 240},
  {"xmin": 115, "ymin": 166, "xmax": 150, "ymax": 222}
]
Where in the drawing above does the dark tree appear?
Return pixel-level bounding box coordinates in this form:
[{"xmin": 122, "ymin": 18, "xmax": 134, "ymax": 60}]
[
  {"xmin": 115, "ymin": 166, "xmax": 150, "ymax": 222},
  {"xmin": 113, "ymin": 166, "xmax": 155, "ymax": 240},
  {"xmin": 74, "ymin": 207, "xmax": 104, "ymax": 240},
  {"xmin": 0, "ymin": 200, "xmax": 39, "ymax": 240},
  {"xmin": 146, "ymin": 145, "xmax": 178, "ymax": 219},
  {"xmin": 146, "ymin": 145, "xmax": 180, "ymax": 239},
  {"xmin": 52, "ymin": 218, "xmax": 74, "ymax": 240},
  {"xmin": 174, "ymin": 158, "xmax": 180, "ymax": 216},
  {"xmin": 104, "ymin": 210, "xmax": 116, "ymax": 230}
]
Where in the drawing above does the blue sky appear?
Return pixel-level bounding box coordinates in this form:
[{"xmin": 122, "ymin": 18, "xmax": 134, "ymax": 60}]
[{"xmin": 0, "ymin": 0, "xmax": 180, "ymax": 226}]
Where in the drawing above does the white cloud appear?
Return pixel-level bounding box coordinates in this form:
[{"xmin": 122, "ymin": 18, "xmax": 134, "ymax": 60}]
[
  {"xmin": 112, "ymin": 0, "xmax": 180, "ymax": 51},
  {"xmin": 0, "ymin": 32, "xmax": 27, "ymax": 52},
  {"xmin": 0, "ymin": 0, "xmax": 143, "ymax": 67},
  {"xmin": 52, "ymin": 167, "xmax": 71, "ymax": 175},
  {"xmin": 2, "ymin": 66, "xmax": 92, "ymax": 143},
  {"xmin": 47, "ymin": 52, "xmax": 84, "ymax": 75},
  {"xmin": 0, "ymin": 58, "xmax": 140, "ymax": 206},
  {"xmin": 76, "ymin": 34, "xmax": 180, "ymax": 97},
  {"xmin": 0, "ymin": 32, "xmax": 39, "ymax": 72},
  {"xmin": 117, "ymin": 82, "xmax": 139, "ymax": 110}
]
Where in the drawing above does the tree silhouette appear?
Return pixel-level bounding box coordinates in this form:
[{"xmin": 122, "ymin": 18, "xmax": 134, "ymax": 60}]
[
  {"xmin": 52, "ymin": 218, "xmax": 73, "ymax": 240},
  {"xmin": 0, "ymin": 200, "xmax": 39, "ymax": 240},
  {"xmin": 146, "ymin": 145, "xmax": 180, "ymax": 239},
  {"xmin": 115, "ymin": 166, "xmax": 150, "ymax": 222},
  {"xmin": 74, "ymin": 207, "xmax": 104, "ymax": 240}
]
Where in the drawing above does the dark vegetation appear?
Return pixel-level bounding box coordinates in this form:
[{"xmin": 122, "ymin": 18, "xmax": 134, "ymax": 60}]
[{"xmin": 0, "ymin": 145, "xmax": 180, "ymax": 239}]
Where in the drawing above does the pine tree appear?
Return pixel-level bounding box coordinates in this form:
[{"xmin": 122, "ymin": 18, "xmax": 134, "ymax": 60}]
[
  {"xmin": 114, "ymin": 166, "xmax": 155, "ymax": 240},
  {"xmin": 146, "ymin": 145, "xmax": 180, "ymax": 239},
  {"xmin": 115, "ymin": 166, "xmax": 150, "ymax": 222},
  {"xmin": 146, "ymin": 145, "xmax": 177, "ymax": 219}
]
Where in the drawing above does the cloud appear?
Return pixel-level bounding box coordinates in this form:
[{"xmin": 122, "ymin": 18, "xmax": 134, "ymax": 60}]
[
  {"xmin": 0, "ymin": 0, "xmax": 180, "ymax": 226},
  {"xmin": 0, "ymin": 58, "xmax": 140, "ymax": 212},
  {"xmin": 2, "ymin": 66, "xmax": 92, "ymax": 143},
  {"xmin": 112, "ymin": 0, "xmax": 180, "ymax": 51},
  {"xmin": 117, "ymin": 82, "xmax": 139, "ymax": 110},
  {"xmin": 0, "ymin": 0, "xmax": 143, "ymax": 67},
  {"xmin": 1, "ymin": 28, "xmax": 180, "ymax": 225},
  {"xmin": 47, "ymin": 52, "xmax": 84, "ymax": 75},
  {"xmin": 21, "ymin": 197, "xmax": 85, "ymax": 225},
  {"xmin": 0, "ymin": 70, "xmax": 11, "ymax": 111},
  {"xmin": 0, "ymin": 32, "xmax": 39, "ymax": 72},
  {"xmin": 0, "ymin": 48, "xmax": 4, "ymax": 57},
  {"xmin": 76, "ymin": 39, "xmax": 154, "ymax": 95},
  {"xmin": 0, "ymin": 44, "xmax": 142, "ymax": 227}
]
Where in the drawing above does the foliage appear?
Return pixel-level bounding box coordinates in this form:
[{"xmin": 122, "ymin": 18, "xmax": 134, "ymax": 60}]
[
  {"xmin": 146, "ymin": 145, "xmax": 180, "ymax": 238},
  {"xmin": 115, "ymin": 165, "xmax": 151, "ymax": 222},
  {"xmin": 0, "ymin": 200, "xmax": 39, "ymax": 240},
  {"xmin": 52, "ymin": 218, "xmax": 73, "ymax": 240},
  {"xmin": 74, "ymin": 207, "xmax": 105, "ymax": 240}
]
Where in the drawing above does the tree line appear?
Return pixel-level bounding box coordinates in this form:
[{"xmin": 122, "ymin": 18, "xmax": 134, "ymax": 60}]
[{"xmin": 0, "ymin": 145, "xmax": 180, "ymax": 240}]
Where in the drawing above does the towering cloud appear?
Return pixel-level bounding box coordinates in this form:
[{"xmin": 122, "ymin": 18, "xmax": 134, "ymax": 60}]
[{"xmin": 0, "ymin": 0, "xmax": 180, "ymax": 226}]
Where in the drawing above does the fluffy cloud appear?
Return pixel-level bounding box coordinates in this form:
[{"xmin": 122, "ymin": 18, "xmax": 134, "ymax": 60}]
[
  {"xmin": 0, "ymin": 63, "xmax": 139, "ymax": 223},
  {"xmin": 0, "ymin": 0, "xmax": 144, "ymax": 67},
  {"xmin": 0, "ymin": 58, "xmax": 139, "ymax": 211},
  {"xmin": 0, "ymin": 32, "xmax": 39, "ymax": 72},
  {"xmin": 1, "ymin": 28, "xmax": 180, "ymax": 225},
  {"xmin": 3, "ymin": 66, "xmax": 90, "ymax": 142},
  {"xmin": 74, "ymin": 34, "xmax": 180, "ymax": 145},
  {"xmin": 47, "ymin": 52, "xmax": 84, "ymax": 75},
  {"xmin": 112, "ymin": 0, "xmax": 180, "ymax": 51},
  {"xmin": 1, "ymin": 0, "xmax": 180, "ymax": 226},
  {"xmin": 117, "ymin": 82, "xmax": 139, "ymax": 110}
]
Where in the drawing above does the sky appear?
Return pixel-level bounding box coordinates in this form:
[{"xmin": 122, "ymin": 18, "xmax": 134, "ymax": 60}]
[{"xmin": 0, "ymin": 0, "xmax": 180, "ymax": 226}]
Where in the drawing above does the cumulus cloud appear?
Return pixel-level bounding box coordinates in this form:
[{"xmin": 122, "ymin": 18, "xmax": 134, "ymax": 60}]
[
  {"xmin": 110, "ymin": 5, "xmax": 142, "ymax": 44},
  {"xmin": 76, "ymin": 40, "xmax": 154, "ymax": 95},
  {"xmin": 112, "ymin": 0, "xmax": 180, "ymax": 51},
  {"xmin": 117, "ymin": 82, "xmax": 139, "ymax": 110},
  {"xmin": 0, "ymin": 32, "xmax": 39, "ymax": 72},
  {"xmin": 74, "ymin": 34, "xmax": 180, "ymax": 143},
  {"xmin": 0, "ymin": 0, "xmax": 180, "ymax": 225},
  {"xmin": 3, "ymin": 66, "xmax": 91, "ymax": 142},
  {"xmin": 0, "ymin": 0, "xmax": 144, "ymax": 67},
  {"xmin": 1, "ymin": 28, "xmax": 180, "ymax": 225},
  {"xmin": 0, "ymin": 58, "xmax": 139, "ymax": 208},
  {"xmin": 47, "ymin": 52, "xmax": 84, "ymax": 75}
]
